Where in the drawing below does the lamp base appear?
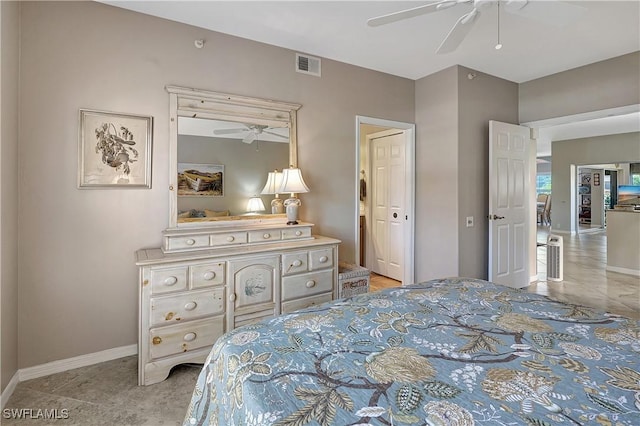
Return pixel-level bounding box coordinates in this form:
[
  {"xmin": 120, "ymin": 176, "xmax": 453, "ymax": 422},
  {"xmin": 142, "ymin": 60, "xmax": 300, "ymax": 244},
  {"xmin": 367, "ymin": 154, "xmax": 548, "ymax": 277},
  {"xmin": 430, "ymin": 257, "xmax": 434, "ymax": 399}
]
[
  {"xmin": 271, "ymin": 197, "xmax": 284, "ymax": 214},
  {"xmin": 284, "ymin": 197, "xmax": 301, "ymax": 225}
]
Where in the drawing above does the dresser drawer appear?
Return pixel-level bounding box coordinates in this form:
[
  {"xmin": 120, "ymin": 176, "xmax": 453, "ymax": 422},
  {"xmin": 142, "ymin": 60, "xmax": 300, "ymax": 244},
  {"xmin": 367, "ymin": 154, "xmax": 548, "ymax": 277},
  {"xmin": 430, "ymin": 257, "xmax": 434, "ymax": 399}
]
[
  {"xmin": 248, "ymin": 229, "xmax": 281, "ymax": 243},
  {"xmin": 149, "ymin": 316, "xmax": 223, "ymax": 360},
  {"xmin": 282, "ymin": 269, "xmax": 333, "ymax": 301},
  {"xmin": 210, "ymin": 232, "xmax": 247, "ymax": 246},
  {"xmin": 282, "ymin": 227, "xmax": 311, "ymax": 240},
  {"xmin": 282, "ymin": 251, "xmax": 308, "ymax": 276},
  {"xmin": 149, "ymin": 267, "xmax": 188, "ymax": 294},
  {"xmin": 190, "ymin": 262, "xmax": 225, "ymax": 288},
  {"xmin": 309, "ymin": 248, "xmax": 334, "ymax": 271},
  {"xmin": 282, "ymin": 293, "xmax": 332, "ymax": 313},
  {"xmin": 165, "ymin": 235, "xmax": 210, "ymax": 251},
  {"xmin": 150, "ymin": 288, "xmax": 224, "ymax": 327}
]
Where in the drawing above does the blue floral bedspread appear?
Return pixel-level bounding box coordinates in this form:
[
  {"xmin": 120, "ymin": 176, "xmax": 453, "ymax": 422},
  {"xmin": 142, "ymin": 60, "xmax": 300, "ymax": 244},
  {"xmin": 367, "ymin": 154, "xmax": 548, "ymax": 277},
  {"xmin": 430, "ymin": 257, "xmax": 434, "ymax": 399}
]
[{"xmin": 183, "ymin": 278, "xmax": 640, "ymax": 425}]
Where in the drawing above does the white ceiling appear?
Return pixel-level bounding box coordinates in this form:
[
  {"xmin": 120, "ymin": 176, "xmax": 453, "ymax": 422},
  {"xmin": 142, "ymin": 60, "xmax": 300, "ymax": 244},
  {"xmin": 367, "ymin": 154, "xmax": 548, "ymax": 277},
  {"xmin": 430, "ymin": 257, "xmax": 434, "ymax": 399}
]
[
  {"xmin": 103, "ymin": 0, "xmax": 639, "ymax": 83},
  {"xmin": 103, "ymin": 0, "xmax": 640, "ymax": 156}
]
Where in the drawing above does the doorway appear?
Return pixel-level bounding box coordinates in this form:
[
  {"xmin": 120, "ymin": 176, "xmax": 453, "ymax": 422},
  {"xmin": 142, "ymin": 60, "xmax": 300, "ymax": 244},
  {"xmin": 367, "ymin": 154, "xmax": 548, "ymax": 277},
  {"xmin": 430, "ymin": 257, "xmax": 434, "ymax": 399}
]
[{"xmin": 356, "ymin": 116, "xmax": 415, "ymax": 285}]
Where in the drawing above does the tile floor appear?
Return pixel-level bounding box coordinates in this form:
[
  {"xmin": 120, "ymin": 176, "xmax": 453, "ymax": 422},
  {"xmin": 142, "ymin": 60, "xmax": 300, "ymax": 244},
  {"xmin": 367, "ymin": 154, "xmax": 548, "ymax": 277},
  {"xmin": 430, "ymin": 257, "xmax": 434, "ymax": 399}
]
[
  {"xmin": 4, "ymin": 229, "xmax": 638, "ymax": 424},
  {"xmin": 3, "ymin": 357, "xmax": 199, "ymax": 425}
]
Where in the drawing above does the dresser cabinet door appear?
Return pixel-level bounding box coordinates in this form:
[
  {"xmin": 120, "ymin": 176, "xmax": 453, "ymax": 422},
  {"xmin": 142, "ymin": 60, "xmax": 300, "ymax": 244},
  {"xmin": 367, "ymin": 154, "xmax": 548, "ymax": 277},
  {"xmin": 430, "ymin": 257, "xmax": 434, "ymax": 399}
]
[{"xmin": 228, "ymin": 255, "xmax": 280, "ymax": 323}]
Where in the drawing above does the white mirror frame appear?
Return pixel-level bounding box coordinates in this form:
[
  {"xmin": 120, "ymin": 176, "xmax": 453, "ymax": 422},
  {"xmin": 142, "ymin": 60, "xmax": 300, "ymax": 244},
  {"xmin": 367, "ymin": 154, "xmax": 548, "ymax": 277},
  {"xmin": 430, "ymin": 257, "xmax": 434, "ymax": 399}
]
[{"xmin": 166, "ymin": 86, "xmax": 301, "ymax": 229}]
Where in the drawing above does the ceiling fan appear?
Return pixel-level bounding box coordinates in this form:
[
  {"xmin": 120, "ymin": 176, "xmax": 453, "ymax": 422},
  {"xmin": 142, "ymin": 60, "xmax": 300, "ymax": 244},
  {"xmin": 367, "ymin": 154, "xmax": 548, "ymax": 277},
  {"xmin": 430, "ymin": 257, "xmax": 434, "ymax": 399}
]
[
  {"xmin": 367, "ymin": 0, "xmax": 586, "ymax": 54},
  {"xmin": 213, "ymin": 124, "xmax": 288, "ymax": 144}
]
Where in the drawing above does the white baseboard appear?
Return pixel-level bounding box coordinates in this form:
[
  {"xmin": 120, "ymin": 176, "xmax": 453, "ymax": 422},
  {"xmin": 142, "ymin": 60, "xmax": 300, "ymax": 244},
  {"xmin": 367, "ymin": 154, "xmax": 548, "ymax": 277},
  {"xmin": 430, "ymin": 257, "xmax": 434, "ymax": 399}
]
[
  {"xmin": 19, "ymin": 344, "xmax": 138, "ymax": 381},
  {"xmin": 549, "ymin": 228, "xmax": 575, "ymax": 235},
  {"xmin": 1, "ymin": 371, "xmax": 20, "ymax": 410},
  {"xmin": 606, "ymin": 265, "xmax": 640, "ymax": 277}
]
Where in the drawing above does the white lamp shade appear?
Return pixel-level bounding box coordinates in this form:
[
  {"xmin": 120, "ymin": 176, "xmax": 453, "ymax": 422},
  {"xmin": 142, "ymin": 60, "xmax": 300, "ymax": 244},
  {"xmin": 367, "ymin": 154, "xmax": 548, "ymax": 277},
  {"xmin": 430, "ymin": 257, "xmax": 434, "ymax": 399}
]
[
  {"xmin": 277, "ymin": 168, "xmax": 310, "ymax": 195},
  {"xmin": 246, "ymin": 196, "xmax": 266, "ymax": 213},
  {"xmin": 260, "ymin": 171, "xmax": 284, "ymax": 195}
]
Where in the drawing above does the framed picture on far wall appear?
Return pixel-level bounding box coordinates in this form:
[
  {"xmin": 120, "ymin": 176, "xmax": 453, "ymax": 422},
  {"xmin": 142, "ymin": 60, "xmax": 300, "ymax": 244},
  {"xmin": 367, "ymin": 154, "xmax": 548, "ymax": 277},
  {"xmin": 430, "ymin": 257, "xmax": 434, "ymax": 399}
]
[
  {"xmin": 78, "ymin": 109, "xmax": 153, "ymax": 188},
  {"xmin": 177, "ymin": 163, "xmax": 224, "ymax": 197}
]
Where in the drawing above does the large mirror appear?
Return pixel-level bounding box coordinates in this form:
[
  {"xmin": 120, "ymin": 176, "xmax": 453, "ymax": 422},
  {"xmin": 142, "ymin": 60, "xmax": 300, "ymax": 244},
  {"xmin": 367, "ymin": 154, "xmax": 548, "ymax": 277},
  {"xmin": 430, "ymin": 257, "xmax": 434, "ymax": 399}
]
[{"xmin": 167, "ymin": 86, "xmax": 301, "ymax": 228}]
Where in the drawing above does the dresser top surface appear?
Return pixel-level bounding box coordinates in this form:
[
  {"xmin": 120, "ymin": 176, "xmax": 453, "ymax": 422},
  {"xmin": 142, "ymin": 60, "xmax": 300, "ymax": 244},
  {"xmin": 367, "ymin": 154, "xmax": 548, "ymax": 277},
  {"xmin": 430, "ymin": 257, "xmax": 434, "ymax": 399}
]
[{"xmin": 136, "ymin": 235, "xmax": 341, "ymax": 266}]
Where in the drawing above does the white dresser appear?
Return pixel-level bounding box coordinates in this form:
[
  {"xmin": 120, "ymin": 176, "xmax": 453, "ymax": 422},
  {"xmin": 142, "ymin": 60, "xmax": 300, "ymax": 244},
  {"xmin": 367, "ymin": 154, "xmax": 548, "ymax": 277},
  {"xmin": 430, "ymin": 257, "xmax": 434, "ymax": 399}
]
[{"xmin": 135, "ymin": 222, "xmax": 340, "ymax": 385}]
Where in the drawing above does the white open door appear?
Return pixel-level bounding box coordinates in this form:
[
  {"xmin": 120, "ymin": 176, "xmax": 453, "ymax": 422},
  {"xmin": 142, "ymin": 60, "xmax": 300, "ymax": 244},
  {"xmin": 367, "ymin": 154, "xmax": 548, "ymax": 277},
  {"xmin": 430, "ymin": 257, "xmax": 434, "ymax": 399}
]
[
  {"xmin": 368, "ymin": 130, "xmax": 405, "ymax": 281},
  {"xmin": 489, "ymin": 120, "xmax": 532, "ymax": 288}
]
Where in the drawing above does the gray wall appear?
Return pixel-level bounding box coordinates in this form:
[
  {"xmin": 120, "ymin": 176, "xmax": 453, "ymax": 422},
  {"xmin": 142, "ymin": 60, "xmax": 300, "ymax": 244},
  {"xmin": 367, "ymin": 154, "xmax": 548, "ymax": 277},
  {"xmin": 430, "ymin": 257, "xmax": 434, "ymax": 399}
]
[
  {"xmin": 415, "ymin": 67, "xmax": 459, "ymax": 281},
  {"xmin": 177, "ymin": 135, "xmax": 289, "ymax": 216},
  {"xmin": 17, "ymin": 1, "xmax": 414, "ymax": 368},
  {"xmin": 551, "ymin": 133, "xmax": 640, "ymax": 233},
  {"xmin": 413, "ymin": 66, "xmax": 518, "ymax": 282},
  {"xmin": 519, "ymin": 52, "xmax": 640, "ymax": 123},
  {"xmin": 1, "ymin": 0, "xmax": 19, "ymax": 393},
  {"xmin": 457, "ymin": 66, "xmax": 518, "ymax": 279}
]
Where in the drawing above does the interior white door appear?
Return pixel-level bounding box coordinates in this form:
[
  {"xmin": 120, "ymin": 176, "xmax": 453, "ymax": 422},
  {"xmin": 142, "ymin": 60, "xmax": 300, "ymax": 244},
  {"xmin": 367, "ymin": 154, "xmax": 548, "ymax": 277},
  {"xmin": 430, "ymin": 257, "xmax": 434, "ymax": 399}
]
[
  {"xmin": 370, "ymin": 131, "xmax": 405, "ymax": 281},
  {"xmin": 489, "ymin": 120, "xmax": 531, "ymax": 288}
]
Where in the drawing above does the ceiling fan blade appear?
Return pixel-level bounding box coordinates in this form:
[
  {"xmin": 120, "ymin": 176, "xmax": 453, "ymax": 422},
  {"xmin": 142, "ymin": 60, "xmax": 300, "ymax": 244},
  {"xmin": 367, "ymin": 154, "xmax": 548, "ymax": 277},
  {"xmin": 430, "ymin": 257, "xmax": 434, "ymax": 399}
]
[
  {"xmin": 367, "ymin": 0, "xmax": 464, "ymax": 27},
  {"xmin": 436, "ymin": 8, "xmax": 480, "ymax": 54},
  {"xmin": 262, "ymin": 129, "xmax": 288, "ymax": 139},
  {"xmin": 504, "ymin": 0, "xmax": 587, "ymax": 28},
  {"xmin": 213, "ymin": 128, "xmax": 248, "ymax": 135},
  {"xmin": 243, "ymin": 132, "xmax": 256, "ymax": 144}
]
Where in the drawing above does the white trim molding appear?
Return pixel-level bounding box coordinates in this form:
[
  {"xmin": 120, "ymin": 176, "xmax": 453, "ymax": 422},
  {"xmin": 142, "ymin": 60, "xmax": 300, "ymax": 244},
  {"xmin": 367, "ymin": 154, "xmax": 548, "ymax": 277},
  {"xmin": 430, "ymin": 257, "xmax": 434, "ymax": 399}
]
[
  {"xmin": 0, "ymin": 372, "xmax": 20, "ymax": 410},
  {"xmin": 606, "ymin": 265, "xmax": 640, "ymax": 277},
  {"xmin": 0, "ymin": 344, "xmax": 137, "ymax": 408},
  {"xmin": 19, "ymin": 344, "xmax": 137, "ymax": 381}
]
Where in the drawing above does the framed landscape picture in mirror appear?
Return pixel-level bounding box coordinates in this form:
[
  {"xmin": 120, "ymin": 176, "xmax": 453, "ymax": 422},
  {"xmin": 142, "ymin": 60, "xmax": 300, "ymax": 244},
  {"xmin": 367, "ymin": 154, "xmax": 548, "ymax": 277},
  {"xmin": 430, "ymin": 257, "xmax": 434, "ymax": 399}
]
[
  {"xmin": 78, "ymin": 109, "xmax": 153, "ymax": 188},
  {"xmin": 177, "ymin": 163, "xmax": 224, "ymax": 197}
]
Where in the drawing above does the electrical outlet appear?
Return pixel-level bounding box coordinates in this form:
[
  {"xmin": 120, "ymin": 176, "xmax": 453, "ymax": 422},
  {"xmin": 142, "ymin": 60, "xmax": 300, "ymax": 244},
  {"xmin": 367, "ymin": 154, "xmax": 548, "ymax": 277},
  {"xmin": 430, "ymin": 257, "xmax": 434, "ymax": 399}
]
[{"xmin": 466, "ymin": 216, "xmax": 474, "ymax": 227}]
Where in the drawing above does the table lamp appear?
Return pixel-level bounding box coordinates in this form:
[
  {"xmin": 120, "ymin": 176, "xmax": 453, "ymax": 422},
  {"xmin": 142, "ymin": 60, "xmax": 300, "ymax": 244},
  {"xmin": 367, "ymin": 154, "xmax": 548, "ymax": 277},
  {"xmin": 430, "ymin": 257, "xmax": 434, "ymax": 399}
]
[
  {"xmin": 246, "ymin": 196, "xmax": 266, "ymax": 215},
  {"xmin": 277, "ymin": 167, "xmax": 310, "ymax": 225},
  {"xmin": 260, "ymin": 170, "xmax": 285, "ymax": 214}
]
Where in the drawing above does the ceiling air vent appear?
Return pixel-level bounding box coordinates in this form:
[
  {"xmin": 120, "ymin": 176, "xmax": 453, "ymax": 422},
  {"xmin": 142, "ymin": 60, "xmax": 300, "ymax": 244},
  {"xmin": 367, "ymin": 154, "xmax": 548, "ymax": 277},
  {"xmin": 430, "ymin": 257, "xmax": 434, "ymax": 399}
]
[{"xmin": 296, "ymin": 53, "xmax": 321, "ymax": 77}]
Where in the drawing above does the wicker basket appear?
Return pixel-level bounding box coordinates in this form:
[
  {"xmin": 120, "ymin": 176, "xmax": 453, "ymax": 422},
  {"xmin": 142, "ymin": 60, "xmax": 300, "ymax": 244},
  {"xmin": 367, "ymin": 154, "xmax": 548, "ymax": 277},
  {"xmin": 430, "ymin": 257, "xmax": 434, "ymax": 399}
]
[{"xmin": 338, "ymin": 262, "xmax": 370, "ymax": 298}]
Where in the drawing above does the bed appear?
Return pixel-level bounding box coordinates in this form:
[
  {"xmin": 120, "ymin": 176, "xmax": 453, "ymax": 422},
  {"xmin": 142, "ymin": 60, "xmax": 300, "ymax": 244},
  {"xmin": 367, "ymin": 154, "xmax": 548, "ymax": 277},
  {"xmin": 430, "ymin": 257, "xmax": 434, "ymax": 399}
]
[{"xmin": 183, "ymin": 278, "xmax": 640, "ymax": 425}]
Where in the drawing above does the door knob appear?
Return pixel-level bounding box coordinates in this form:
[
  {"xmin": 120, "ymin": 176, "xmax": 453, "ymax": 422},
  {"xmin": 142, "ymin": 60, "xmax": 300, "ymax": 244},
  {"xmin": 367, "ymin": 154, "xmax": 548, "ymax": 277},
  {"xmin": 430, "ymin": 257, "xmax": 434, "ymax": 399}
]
[
  {"xmin": 489, "ymin": 214, "xmax": 505, "ymax": 220},
  {"xmin": 393, "ymin": 213, "xmax": 398, "ymax": 218}
]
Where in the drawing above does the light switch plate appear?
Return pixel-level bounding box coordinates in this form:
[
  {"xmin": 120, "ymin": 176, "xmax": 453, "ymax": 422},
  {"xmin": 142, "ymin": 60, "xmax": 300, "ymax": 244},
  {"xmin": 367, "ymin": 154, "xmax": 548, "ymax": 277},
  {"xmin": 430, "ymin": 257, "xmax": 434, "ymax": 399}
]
[{"xmin": 466, "ymin": 216, "xmax": 474, "ymax": 227}]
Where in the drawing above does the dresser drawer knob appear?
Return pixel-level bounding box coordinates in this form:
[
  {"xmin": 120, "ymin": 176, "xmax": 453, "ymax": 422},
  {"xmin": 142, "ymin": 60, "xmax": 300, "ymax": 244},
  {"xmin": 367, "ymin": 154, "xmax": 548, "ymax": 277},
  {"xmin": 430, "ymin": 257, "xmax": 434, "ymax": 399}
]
[
  {"xmin": 226, "ymin": 236, "xmax": 235, "ymax": 242},
  {"xmin": 164, "ymin": 276, "xmax": 178, "ymax": 286},
  {"xmin": 203, "ymin": 271, "xmax": 216, "ymax": 281},
  {"xmin": 292, "ymin": 260, "xmax": 302, "ymax": 267},
  {"xmin": 263, "ymin": 233, "xmax": 271, "ymax": 239},
  {"xmin": 306, "ymin": 280, "xmax": 316, "ymax": 288},
  {"xmin": 152, "ymin": 336, "xmax": 162, "ymax": 345},
  {"xmin": 184, "ymin": 301, "xmax": 197, "ymax": 311},
  {"xmin": 229, "ymin": 293, "xmax": 237, "ymax": 302},
  {"xmin": 295, "ymin": 230, "xmax": 302, "ymax": 236},
  {"xmin": 183, "ymin": 332, "xmax": 197, "ymax": 342},
  {"xmin": 185, "ymin": 238, "xmax": 196, "ymax": 246},
  {"xmin": 319, "ymin": 256, "xmax": 328, "ymax": 263}
]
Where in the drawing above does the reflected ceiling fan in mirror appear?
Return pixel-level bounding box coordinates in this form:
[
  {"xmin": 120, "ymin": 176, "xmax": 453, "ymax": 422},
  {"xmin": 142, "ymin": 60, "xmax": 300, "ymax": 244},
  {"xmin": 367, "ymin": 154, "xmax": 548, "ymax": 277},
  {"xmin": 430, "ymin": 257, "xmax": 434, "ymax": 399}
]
[
  {"xmin": 367, "ymin": 0, "xmax": 587, "ymax": 54},
  {"xmin": 213, "ymin": 124, "xmax": 288, "ymax": 144}
]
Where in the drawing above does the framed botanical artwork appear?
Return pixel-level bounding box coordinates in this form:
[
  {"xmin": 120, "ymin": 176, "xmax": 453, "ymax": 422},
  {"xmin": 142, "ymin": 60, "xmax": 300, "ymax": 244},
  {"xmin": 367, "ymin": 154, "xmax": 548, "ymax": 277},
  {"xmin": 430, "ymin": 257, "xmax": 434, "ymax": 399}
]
[
  {"xmin": 78, "ymin": 109, "xmax": 153, "ymax": 188},
  {"xmin": 177, "ymin": 163, "xmax": 224, "ymax": 197}
]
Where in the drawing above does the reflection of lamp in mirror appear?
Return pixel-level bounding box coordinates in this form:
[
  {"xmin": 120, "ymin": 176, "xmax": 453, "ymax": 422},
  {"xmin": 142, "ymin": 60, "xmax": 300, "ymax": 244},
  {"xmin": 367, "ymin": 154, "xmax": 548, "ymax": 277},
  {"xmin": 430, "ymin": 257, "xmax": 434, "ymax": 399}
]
[
  {"xmin": 260, "ymin": 170, "xmax": 284, "ymax": 214},
  {"xmin": 246, "ymin": 196, "xmax": 266, "ymax": 215},
  {"xmin": 277, "ymin": 167, "xmax": 310, "ymax": 225}
]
